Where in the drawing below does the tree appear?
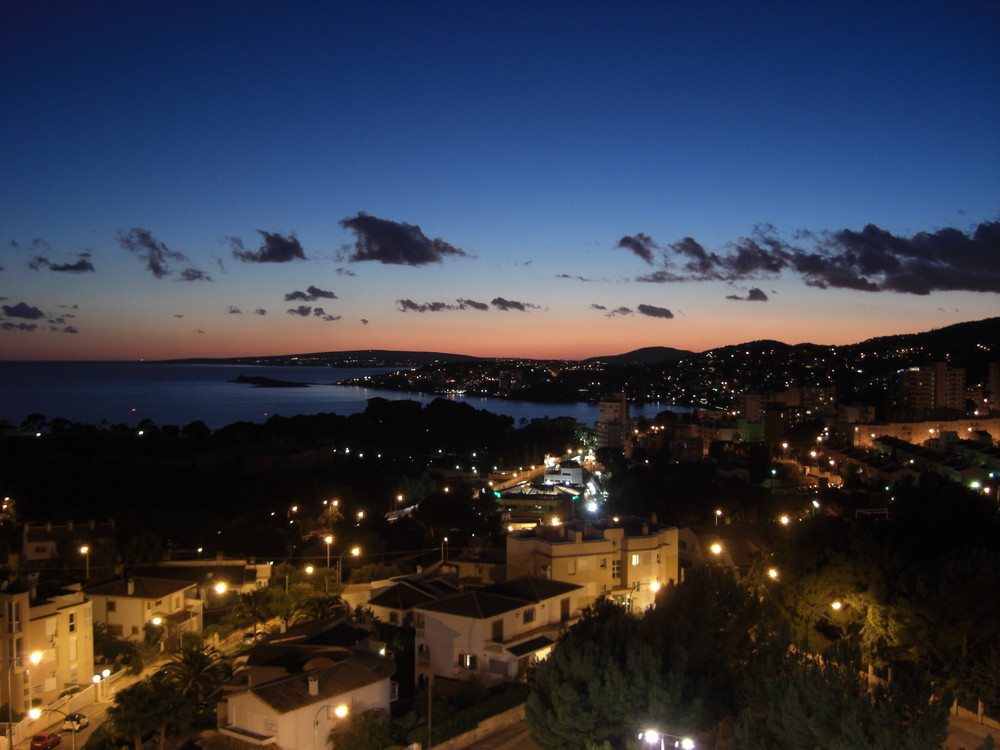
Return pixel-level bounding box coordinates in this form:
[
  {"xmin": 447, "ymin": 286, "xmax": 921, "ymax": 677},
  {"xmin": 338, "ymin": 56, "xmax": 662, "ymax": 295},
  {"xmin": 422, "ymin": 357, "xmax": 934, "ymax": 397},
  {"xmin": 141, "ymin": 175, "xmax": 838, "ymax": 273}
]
[
  {"xmin": 107, "ymin": 678, "xmax": 193, "ymax": 750},
  {"xmin": 330, "ymin": 709, "xmax": 395, "ymax": 750},
  {"xmin": 160, "ymin": 645, "xmax": 232, "ymax": 709},
  {"xmin": 732, "ymin": 646, "xmax": 950, "ymax": 750}
]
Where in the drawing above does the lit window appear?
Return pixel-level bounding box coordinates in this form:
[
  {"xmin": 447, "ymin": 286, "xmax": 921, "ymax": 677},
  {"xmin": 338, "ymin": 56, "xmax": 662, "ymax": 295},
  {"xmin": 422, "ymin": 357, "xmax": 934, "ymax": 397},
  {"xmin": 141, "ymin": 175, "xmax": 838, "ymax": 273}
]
[
  {"xmin": 524, "ymin": 607, "xmax": 536, "ymax": 624},
  {"xmin": 461, "ymin": 653, "xmax": 477, "ymax": 670},
  {"xmin": 630, "ymin": 554, "xmax": 640, "ymax": 566}
]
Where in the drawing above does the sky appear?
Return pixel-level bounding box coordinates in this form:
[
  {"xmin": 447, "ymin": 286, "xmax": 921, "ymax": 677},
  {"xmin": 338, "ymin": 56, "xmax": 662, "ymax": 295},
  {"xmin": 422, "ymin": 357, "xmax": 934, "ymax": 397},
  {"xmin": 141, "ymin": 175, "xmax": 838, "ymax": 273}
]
[{"xmin": 1, "ymin": 1, "xmax": 998, "ymax": 361}]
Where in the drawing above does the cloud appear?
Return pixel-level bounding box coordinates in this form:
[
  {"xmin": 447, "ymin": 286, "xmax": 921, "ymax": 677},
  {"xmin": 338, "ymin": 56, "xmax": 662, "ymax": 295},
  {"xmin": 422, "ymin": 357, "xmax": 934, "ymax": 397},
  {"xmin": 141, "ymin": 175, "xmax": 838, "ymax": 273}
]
[
  {"xmin": 591, "ymin": 303, "xmax": 608, "ymax": 311},
  {"xmin": 286, "ymin": 305, "xmax": 339, "ymax": 321},
  {"xmin": 556, "ymin": 273, "xmax": 595, "ymax": 281},
  {"xmin": 174, "ymin": 314, "xmax": 184, "ymax": 318},
  {"xmin": 228, "ymin": 306, "xmax": 242, "ymax": 314},
  {"xmin": 229, "ymin": 231, "xmax": 306, "ymax": 263},
  {"xmin": 606, "ymin": 306, "xmax": 634, "ymax": 317},
  {"xmin": 339, "ymin": 212, "xmax": 468, "ymax": 266},
  {"xmin": 254, "ymin": 308, "xmax": 267, "ymax": 316},
  {"xmin": 491, "ymin": 297, "xmax": 539, "ymax": 312},
  {"xmin": 616, "ymin": 233, "xmax": 657, "ymax": 264},
  {"xmin": 284, "ymin": 285, "xmax": 337, "ymax": 302},
  {"xmin": 360, "ymin": 318, "xmax": 369, "ymax": 325},
  {"xmin": 2, "ymin": 302, "xmax": 45, "ymax": 320},
  {"xmin": 637, "ymin": 304, "xmax": 674, "ymax": 319},
  {"xmin": 118, "ymin": 228, "xmax": 212, "ymax": 281},
  {"xmin": 397, "ymin": 299, "xmax": 457, "ymax": 313},
  {"xmin": 625, "ymin": 220, "xmax": 1000, "ymax": 294},
  {"xmin": 1, "ymin": 322, "xmax": 37, "ymax": 331},
  {"xmin": 197, "ymin": 329, "xmax": 205, "ymax": 334},
  {"xmin": 336, "ymin": 267, "xmax": 356, "ymax": 276},
  {"xmin": 396, "ymin": 298, "xmax": 491, "ymax": 312},
  {"xmin": 29, "ymin": 252, "xmax": 95, "ymax": 273},
  {"xmin": 726, "ymin": 287, "xmax": 770, "ymax": 302}
]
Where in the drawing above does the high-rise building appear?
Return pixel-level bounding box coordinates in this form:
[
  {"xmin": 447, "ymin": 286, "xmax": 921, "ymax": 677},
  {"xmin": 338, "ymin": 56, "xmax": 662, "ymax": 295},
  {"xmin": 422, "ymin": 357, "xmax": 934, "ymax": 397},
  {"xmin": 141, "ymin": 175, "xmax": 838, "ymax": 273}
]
[
  {"xmin": 597, "ymin": 392, "xmax": 629, "ymax": 452},
  {"xmin": 900, "ymin": 362, "xmax": 966, "ymax": 412}
]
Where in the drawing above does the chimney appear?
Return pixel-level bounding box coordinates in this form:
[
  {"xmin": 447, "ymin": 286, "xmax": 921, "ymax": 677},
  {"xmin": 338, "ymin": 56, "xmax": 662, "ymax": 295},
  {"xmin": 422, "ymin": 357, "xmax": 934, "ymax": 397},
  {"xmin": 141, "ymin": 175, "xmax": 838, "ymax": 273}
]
[
  {"xmin": 67, "ymin": 520, "xmax": 74, "ymax": 531},
  {"xmin": 89, "ymin": 519, "xmax": 96, "ymax": 529},
  {"xmin": 307, "ymin": 675, "xmax": 319, "ymax": 696},
  {"xmin": 127, "ymin": 578, "xmax": 135, "ymax": 596},
  {"xmin": 641, "ymin": 523, "xmax": 649, "ymax": 536},
  {"xmin": 650, "ymin": 512, "xmax": 658, "ymax": 525}
]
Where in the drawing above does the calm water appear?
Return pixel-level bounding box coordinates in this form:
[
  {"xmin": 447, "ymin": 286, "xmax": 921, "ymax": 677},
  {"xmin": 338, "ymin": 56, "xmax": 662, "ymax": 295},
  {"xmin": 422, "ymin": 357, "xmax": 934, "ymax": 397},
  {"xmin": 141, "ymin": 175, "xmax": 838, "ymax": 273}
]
[{"xmin": 0, "ymin": 362, "xmax": 684, "ymax": 430}]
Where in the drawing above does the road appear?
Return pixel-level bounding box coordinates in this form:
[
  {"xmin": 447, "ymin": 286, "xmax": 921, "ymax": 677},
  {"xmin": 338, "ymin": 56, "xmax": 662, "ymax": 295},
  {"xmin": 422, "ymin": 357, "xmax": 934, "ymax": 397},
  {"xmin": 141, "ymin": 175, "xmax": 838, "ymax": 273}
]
[{"xmin": 466, "ymin": 715, "xmax": 997, "ymax": 750}]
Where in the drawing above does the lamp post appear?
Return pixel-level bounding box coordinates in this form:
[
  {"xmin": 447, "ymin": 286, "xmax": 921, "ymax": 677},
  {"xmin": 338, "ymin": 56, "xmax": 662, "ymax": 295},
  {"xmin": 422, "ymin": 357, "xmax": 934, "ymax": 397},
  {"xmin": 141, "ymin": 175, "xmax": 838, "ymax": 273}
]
[
  {"xmin": 312, "ymin": 703, "xmax": 349, "ymax": 750},
  {"xmin": 28, "ymin": 707, "xmax": 78, "ymax": 750},
  {"xmin": 324, "ymin": 536, "xmax": 333, "ymax": 569},
  {"xmin": 629, "ymin": 580, "xmax": 661, "ymax": 613},
  {"xmin": 337, "ymin": 547, "xmax": 360, "ymax": 586},
  {"xmin": 80, "ymin": 546, "xmax": 90, "ymax": 579},
  {"xmin": 638, "ymin": 729, "xmax": 695, "ymax": 749}
]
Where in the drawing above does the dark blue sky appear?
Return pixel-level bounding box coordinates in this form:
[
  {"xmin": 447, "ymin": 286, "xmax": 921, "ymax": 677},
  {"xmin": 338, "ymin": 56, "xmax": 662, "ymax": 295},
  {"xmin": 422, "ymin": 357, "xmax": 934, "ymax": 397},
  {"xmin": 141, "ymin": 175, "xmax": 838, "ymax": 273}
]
[{"xmin": 2, "ymin": 1, "xmax": 998, "ymax": 360}]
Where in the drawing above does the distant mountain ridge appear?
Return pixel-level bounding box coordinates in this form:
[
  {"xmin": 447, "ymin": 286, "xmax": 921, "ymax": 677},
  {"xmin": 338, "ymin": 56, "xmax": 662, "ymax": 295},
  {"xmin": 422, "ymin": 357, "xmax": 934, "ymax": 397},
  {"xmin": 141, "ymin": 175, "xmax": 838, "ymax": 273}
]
[{"xmin": 162, "ymin": 316, "xmax": 999, "ymax": 368}]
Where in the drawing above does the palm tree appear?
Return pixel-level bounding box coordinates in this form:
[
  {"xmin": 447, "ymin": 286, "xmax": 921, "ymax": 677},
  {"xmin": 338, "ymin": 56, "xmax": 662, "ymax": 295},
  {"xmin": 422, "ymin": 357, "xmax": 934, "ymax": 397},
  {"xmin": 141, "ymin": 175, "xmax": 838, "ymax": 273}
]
[
  {"xmin": 160, "ymin": 645, "xmax": 232, "ymax": 708},
  {"xmin": 108, "ymin": 679, "xmax": 193, "ymax": 750},
  {"xmin": 236, "ymin": 588, "xmax": 274, "ymax": 631}
]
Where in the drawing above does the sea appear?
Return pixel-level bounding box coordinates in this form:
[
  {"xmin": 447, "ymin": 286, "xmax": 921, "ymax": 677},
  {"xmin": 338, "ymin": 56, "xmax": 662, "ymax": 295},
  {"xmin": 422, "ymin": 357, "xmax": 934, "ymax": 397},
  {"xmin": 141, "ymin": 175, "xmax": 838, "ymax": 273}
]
[{"xmin": 0, "ymin": 361, "xmax": 687, "ymax": 431}]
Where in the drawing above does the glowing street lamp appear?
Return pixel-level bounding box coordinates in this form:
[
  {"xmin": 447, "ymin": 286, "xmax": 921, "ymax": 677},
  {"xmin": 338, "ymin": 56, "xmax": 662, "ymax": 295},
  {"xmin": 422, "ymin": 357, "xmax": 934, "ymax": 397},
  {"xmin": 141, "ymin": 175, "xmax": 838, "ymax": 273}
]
[
  {"xmin": 313, "ymin": 703, "xmax": 350, "ymax": 750},
  {"xmin": 214, "ymin": 582, "xmax": 228, "ymax": 595},
  {"xmin": 709, "ymin": 542, "xmax": 723, "ymax": 555},
  {"xmin": 338, "ymin": 546, "xmax": 361, "ymax": 585},
  {"xmin": 639, "ymin": 729, "xmax": 695, "ymax": 749},
  {"xmin": 324, "ymin": 535, "xmax": 334, "ymax": 569},
  {"xmin": 714, "ymin": 509, "xmax": 722, "ymax": 526},
  {"xmin": 80, "ymin": 545, "xmax": 90, "ymax": 579}
]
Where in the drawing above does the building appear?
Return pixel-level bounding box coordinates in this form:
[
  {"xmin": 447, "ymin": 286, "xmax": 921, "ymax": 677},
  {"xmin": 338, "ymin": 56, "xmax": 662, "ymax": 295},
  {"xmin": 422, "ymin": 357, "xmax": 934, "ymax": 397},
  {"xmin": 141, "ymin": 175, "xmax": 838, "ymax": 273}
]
[
  {"xmin": 85, "ymin": 576, "xmax": 202, "ymax": 643},
  {"xmin": 413, "ymin": 576, "xmax": 581, "ymax": 687},
  {"xmin": 21, "ymin": 520, "xmax": 115, "ymax": 566},
  {"xmin": 506, "ymin": 517, "xmax": 680, "ymax": 610},
  {"xmin": 899, "ymin": 362, "xmax": 966, "ymax": 413},
  {"xmin": 597, "ymin": 393, "xmax": 629, "ymax": 452},
  {"xmin": 130, "ymin": 555, "xmax": 271, "ymax": 599},
  {"xmin": 0, "ymin": 580, "xmax": 95, "ymax": 718},
  {"xmin": 219, "ymin": 618, "xmax": 395, "ymax": 750}
]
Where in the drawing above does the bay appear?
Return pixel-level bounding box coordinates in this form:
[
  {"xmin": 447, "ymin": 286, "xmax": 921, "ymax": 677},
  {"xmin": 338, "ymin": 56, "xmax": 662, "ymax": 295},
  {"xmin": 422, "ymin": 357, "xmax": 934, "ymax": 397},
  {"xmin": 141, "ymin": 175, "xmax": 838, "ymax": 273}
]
[{"xmin": 0, "ymin": 362, "xmax": 684, "ymax": 431}]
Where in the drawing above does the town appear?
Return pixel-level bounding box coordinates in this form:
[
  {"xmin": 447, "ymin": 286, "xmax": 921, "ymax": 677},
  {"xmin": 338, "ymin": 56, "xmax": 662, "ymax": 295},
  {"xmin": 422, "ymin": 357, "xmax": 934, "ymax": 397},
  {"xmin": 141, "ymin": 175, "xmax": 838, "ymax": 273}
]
[{"xmin": 0, "ymin": 318, "xmax": 997, "ymax": 750}]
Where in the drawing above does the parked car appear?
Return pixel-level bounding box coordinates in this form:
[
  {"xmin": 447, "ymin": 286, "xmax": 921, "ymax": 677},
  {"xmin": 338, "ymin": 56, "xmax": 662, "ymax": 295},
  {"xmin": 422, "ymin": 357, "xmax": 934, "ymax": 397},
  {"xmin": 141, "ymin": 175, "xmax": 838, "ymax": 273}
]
[
  {"xmin": 241, "ymin": 630, "xmax": 265, "ymax": 645},
  {"xmin": 30, "ymin": 732, "xmax": 61, "ymax": 750},
  {"xmin": 62, "ymin": 713, "xmax": 89, "ymax": 732}
]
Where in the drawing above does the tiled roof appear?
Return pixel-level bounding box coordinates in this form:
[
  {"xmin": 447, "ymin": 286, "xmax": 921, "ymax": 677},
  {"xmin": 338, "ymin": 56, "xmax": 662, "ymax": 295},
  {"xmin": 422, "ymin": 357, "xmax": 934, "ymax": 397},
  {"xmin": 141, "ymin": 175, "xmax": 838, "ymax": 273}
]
[
  {"xmin": 414, "ymin": 575, "xmax": 580, "ymax": 619},
  {"xmin": 415, "ymin": 591, "xmax": 527, "ymax": 619},
  {"xmin": 369, "ymin": 583, "xmax": 436, "ymax": 610},
  {"xmin": 85, "ymin": 576, "xmax": 195, "ymax": 599},
  {"xmin": 251, "ymin": 652, "xmax": 394, "ymax": 714},
  {"xmin": 480, "ymin": 576, "xmax": 581, "ymax": 603}
]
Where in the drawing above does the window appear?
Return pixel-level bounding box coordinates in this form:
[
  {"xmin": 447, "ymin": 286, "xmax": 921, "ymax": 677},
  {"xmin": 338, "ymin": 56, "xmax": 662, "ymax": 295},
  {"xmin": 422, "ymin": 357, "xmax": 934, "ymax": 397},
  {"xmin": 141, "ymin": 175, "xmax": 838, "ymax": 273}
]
[
  {"xmin": 599, "ymin": 558, "xmax": 607, "ymax": 569},
  {"xmin": 68, "ymin": 612, "xmax": 76, "ymax": 633},
  {"xmin": 630, "ymin": 554, "xmax": 640, "ymax": 567},
  {"xmin": 523, "ymin": 607, "xmax": 536, "ymax": 624},
  {"xmin": 656, "ymin": 552, "xmax": 661, "ymax": 564},
  {"xmin": 491, "ymin": 619, "xmax": 503, "ymax": 642},
  {"xmin": 106, "ymin": 601, "xmax": 116, "ymax": 613},
  {"xmin": 131, "ymin": 625, "xmax": 139, "ymax": 635},
  {"xmin": 109, "ymin": 625, "xmax": 123, "ymax": 636},
  {"xmin": 6, "ymin": 601, "xmax": 22, "ymax": 634},
  {"xmin": 488, "ymin": 659, "xmax": 508, "ymax": 676},
  {"xmin": 567, "ymin": 559, "xmax": 577, "ymax": 576},
  {"xmin": 389, "ymin": 612, "xmax": 399, "ymax": 625},
  {"xmin": 611, "ymin": 560, "xmax": 621, "ymax": 579},
  {"xmin": 460, "ymin": 653, "xmax": 477, "ymax": 670}
]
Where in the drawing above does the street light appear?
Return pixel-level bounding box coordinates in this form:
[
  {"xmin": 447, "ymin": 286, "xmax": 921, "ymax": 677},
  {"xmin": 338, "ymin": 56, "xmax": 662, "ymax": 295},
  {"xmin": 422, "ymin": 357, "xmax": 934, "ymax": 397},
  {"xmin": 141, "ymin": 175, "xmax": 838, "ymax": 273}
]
[
  {"xmin": 337, "ymin": 546, "xmax": 361, "ymax": 586},
  {"xmin": 28, "ymin": 707, "xmax": 79, "ymax": 750},
  {"xmin": 639, "ymin": 729, "xmax": 695, "ymax": 749},
  {"xmin": 324, "ymin": 535, "xmax": 334, "ymax": 569},
  {"xmin": 313, "ymin": 703, "xmax": 349, "ymax": 750},
  {"xmin": 80, "ymin": 546, "xmax": 90, "ymax": 579},
  {"xmin": 714, "ymin": 509, "xmax": 722, "ymax": 526}
]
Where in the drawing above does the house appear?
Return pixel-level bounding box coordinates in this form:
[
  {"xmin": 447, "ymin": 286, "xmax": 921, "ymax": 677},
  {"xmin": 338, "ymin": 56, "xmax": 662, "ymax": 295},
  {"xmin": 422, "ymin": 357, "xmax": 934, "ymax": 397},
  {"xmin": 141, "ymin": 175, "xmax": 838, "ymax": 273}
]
[
  {"xmin": 679, "ymin": 525, "xmax": 766, "ymax": 576},
  {"xmin": 129, "ymin": 554, "xmax": 271, "ymax": 599},
  {"xmin": 0, "ymin": 578, "xmax": 95, "ymax": 717},
  {"xmin": 506, "ymin": 517, "xmax": 680, "ymax": 610},
  {"xmin": 413, "ymin": 575, "xmax": 582, "ymax": 687},
  {"xmin": 85, "ymin": 576, "xmax": 202, "ymax": 642},
  {"xmin": 367, "ymin": 570, "xmax": 460, "ymax": 628},
  {"xmin": 219, "ymin": 618, "xmax": 395, "ymax": 750},
  {"xmin": 21, "ymin": 520, "xmax": 116, "ymax": 565}
]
